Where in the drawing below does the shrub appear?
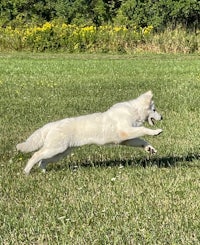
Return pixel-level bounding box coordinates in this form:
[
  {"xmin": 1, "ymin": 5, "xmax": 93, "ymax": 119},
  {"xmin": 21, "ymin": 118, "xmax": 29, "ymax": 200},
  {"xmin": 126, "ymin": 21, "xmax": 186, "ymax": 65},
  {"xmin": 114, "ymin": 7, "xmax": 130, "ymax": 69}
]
[
  {"xmin": 0, "ymin": 22, "xmax": 153, "ymax": 52},
  {"xmin": 0, "ymin": 22, "xmax": 199, "ymax": 53}
]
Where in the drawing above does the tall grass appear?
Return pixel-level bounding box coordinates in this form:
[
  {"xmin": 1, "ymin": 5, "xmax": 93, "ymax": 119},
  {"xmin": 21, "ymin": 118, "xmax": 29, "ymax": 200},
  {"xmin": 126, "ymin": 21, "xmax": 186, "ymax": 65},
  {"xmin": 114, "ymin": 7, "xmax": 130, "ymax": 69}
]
[
  {"xmin": 148, "ymin": 27, "xmax": 200, "ymax": 54},
  {"xmin": 0, "ymin": 53, "xmax": 199, "ymax": 244}
]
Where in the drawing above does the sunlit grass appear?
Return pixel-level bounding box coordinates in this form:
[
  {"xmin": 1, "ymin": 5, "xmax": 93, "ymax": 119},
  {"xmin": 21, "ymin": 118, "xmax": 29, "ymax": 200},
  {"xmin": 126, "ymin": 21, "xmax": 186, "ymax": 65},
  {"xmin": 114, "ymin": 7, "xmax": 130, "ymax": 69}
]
[{"xmin": 0, "ymin": 53, "xmax": 199, "ymax": 244}]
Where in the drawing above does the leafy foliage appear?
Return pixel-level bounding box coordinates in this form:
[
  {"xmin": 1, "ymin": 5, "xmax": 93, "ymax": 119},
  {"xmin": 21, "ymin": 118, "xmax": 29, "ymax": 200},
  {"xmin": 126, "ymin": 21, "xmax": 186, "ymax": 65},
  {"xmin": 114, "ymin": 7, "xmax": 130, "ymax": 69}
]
[
  {"xmin": 114, "ymin": 0, "xmax": 200, "ymax": 30},
  {"xmin": 0, "ymin": 0, "xmax": 200, "ymax": 30}
]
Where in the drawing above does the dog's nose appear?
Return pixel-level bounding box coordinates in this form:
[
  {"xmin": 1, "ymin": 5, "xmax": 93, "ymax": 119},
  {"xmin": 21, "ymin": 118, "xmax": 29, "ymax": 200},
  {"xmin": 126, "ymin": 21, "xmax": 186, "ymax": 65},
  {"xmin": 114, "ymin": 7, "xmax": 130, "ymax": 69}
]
[{"xmin": 160, "ymin": 115, "xmax": 163, "ymax": 120}]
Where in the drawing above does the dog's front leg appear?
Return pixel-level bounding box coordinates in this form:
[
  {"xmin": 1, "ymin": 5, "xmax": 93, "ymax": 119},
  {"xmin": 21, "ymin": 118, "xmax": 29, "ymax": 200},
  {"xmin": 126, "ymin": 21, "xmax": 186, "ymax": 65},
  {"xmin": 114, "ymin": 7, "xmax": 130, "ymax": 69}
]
[
  {"xmin": 119, "ymin": 127, "xmax": 162, "ymax": 141},
  {"xmin": 120, "ymin": 138, "xmax": 157, "ymax": 154}
]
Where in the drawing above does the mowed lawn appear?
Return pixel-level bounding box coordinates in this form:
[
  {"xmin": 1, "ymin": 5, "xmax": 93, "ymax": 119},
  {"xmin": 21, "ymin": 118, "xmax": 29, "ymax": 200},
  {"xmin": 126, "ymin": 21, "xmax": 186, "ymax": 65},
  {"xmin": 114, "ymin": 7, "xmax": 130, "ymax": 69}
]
[{"xmin": 0, "ymin": 53, "xmax": 199, "ymax": 244}]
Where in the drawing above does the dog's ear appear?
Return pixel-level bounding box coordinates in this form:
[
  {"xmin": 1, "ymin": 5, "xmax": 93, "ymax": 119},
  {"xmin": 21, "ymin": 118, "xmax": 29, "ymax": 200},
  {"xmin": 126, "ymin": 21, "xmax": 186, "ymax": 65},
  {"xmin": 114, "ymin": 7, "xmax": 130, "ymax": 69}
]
[
  {"xmin": 144, "ymin": 90, "xmax": 153, "ymax": 99},
  {"xmin": 140, "ymin": 91, "xmax": 153, "ymax": 107}
]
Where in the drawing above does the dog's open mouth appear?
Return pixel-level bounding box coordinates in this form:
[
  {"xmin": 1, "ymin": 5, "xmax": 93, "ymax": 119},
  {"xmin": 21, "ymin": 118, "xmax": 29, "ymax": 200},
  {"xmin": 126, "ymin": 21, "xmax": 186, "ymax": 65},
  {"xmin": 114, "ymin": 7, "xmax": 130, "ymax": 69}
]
[{"xmin": 148, "ymin": 117, "xmax": 155, "ymax": 126}]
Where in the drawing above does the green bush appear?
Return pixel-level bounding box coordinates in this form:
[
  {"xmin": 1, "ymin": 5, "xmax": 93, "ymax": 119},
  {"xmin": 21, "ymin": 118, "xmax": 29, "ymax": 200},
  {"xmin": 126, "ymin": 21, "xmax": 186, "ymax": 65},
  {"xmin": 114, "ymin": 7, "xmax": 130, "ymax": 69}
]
[{"xmin": 0, "ymin": 0, "xmax": 199, "ymax": 30}]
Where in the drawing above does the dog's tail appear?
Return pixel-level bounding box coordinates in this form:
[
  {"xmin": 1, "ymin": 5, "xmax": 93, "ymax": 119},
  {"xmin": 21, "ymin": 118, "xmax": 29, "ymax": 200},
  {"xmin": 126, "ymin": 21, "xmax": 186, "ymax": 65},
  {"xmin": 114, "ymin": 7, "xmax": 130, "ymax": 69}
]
[{"xmin": 16, "ymin": 129, "xmax": 44, "ymax": 153}]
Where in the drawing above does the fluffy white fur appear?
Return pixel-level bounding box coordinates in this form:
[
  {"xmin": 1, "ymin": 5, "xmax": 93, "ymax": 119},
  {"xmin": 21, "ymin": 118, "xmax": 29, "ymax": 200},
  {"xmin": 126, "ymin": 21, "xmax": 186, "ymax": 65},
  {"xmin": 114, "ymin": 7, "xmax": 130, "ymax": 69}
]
[{"xmin": 17, "ymin": 91, "xmax": 163, "ymax": 174}]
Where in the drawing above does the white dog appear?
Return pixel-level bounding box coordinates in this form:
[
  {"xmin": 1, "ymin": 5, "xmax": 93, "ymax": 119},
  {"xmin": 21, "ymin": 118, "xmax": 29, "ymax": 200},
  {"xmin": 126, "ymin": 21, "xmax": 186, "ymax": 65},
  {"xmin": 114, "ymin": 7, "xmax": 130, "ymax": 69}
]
[{"xmin": 17, "ymin": 91, "xmax": 163, "ymax": 174}]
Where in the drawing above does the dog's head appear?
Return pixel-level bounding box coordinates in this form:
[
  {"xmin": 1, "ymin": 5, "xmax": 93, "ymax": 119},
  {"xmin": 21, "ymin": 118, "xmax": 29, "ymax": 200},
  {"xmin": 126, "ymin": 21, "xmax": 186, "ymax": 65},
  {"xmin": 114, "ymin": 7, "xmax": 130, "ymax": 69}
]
[
  {"xmin": 139, "ymin": 91, "xmax": 163, "ymax": 125},
  {"xmin": 148, "ymin": 100, "xmax": 163, "ymax": 125}
]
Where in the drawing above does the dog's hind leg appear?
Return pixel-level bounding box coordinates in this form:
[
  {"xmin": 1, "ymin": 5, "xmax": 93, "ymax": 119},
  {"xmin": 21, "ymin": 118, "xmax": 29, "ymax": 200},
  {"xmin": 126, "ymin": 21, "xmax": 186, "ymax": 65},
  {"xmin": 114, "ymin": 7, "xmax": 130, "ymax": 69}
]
[
  {"xmin": 24, "ymin": 146, "xmax": 69, "ymax": 175},
  {"xmin": 120, "ymin": 138, "xmax": 157, "ymax": 154},
  {"xmin": 39, "ymin": 148, "xmax": 73, "ymax": 173}
]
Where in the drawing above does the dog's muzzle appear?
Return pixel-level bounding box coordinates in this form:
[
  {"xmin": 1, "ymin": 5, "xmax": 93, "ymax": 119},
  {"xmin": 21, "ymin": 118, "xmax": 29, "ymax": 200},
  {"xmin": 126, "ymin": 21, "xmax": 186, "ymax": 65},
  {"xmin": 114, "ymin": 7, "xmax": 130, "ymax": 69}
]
[{"xmin": 148, "ymin": 115, "xmax": 163, "ymax": 126}]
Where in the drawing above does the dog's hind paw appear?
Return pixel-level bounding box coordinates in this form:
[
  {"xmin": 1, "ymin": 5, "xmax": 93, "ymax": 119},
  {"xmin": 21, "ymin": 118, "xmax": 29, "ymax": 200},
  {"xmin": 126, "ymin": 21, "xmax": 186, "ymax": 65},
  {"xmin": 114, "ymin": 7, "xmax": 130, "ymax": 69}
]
[{"xmin": 145, "ymin": 145, "xmax": 157, "ymax": 154}]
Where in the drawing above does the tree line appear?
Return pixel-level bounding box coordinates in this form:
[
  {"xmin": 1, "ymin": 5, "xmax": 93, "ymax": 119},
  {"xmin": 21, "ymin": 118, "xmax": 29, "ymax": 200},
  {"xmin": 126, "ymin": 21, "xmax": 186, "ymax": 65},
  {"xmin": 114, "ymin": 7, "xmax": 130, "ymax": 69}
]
[{"xmin": 0, "ymin": 0, "xmax": 199, "ymax": 30}]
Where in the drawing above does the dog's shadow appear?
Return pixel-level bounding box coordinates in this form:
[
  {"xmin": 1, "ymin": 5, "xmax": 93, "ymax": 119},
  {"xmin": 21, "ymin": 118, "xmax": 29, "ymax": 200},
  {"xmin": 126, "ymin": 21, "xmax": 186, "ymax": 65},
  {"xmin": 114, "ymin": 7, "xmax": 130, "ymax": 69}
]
[
  {"xmin": 51, "ymin": 152, "xmax": 200, "ymax": 172},
  {"xmin": 132, "ymin": 153, "xmax": 199, "ymax": 168}
]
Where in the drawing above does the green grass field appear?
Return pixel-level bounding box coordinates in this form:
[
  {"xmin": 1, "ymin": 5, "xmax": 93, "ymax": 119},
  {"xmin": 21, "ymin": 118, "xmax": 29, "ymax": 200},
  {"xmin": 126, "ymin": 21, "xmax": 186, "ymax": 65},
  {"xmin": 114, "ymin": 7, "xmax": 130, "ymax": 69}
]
[{"xmin": 0, "ymin": 53, "xmax": 199, "ymax": 244}]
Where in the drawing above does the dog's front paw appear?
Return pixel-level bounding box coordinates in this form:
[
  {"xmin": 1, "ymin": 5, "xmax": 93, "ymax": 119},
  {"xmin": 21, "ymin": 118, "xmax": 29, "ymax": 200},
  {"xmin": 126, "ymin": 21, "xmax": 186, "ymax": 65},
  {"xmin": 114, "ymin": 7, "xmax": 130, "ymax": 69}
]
[
  {"xmin": 23, "ymin": 168, "xmax": 30, "ymax": 175},
  {"xmin": 145, "ymin": 145, "xmax": 157, "ymax": 154},
  {"xmin": 154, "ymin": 129, "xmax": 163, "ymax": 136}
]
